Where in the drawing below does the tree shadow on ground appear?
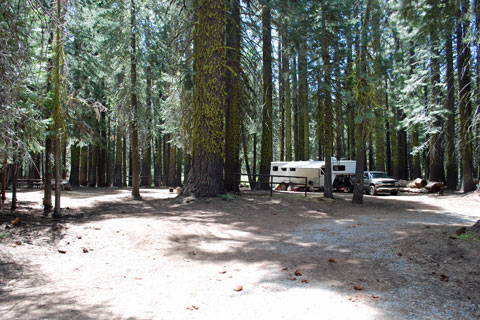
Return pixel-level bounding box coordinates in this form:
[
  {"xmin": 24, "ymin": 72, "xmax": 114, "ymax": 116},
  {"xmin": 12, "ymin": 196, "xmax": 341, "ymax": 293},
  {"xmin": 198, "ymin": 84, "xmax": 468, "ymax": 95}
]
[{"xmin": 2, "ymin": 188, "xmax": 479, "ymax": 318}]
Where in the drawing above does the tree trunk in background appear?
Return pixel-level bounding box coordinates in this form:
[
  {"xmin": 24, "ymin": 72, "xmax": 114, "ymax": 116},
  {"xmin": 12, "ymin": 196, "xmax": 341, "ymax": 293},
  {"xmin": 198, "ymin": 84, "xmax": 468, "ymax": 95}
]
[
  {"xmin": 224, "ymin": 0, "xmax": 241, "ymax": 192},
  {"xmin": 130, "ymin": 0, "xmax": 140, "ymax": 198},
  {"xmin": 457, "ymin": 0, "xmax": 475, "ymax": 192},
  {"xmin": 79, "ymin": 145, "xmax": 88, "ymax": 186},
  {"xmin": 322, "ymin": 3, "xmax": 333, "ymax": 199},
  {"xmin": 182, "ymin": 0, "xmax": 225, "ymax": 197},
  {"xmin": 385, "ymin": 78, "xmax": 393, "ymax": 177},
  {"xmin": 296, "ymin": 42, "xmax": 304, "ymax": 160},
  {"xmin": 368, "ymin": 134, "xmax": 374, "ymax": 171},
  {"xmin": 88, "ymin": 145, "xmax": 97, "ymax": 187},
  {"xmin": 241, "ymin": 123, "xmax": 255, "ymax": 188},
  {"xmin": 98, "ymin": 111, "xmax": 107, "ymax": 187},
  {"xmin": 43, "ymin": 136, "xmax": 53, "ymax": 212},
  {"xmin": 278, "ymin": 31, "xmax": 285, "ymax": 161},
  {"xmin": 167, "ymin": 144, "xmax": 176, "ymax": 186},
  {"xmin": 62, "ymin": 143, "xmax": 66, "ymax": 179},
  {"xmin": 445, "ymin": 20, "xmax": 457, "ymax": 190},
  {"xmin": 69, "ymin": 143, "xmax": 80, "ymax": 186},
  {"xmin": 316, "ymin": 69, "xmax": 324, "ymax": 160},
  {"xmin": 155, "ymin": 136, "xmax": 162, "ymax": 186},
  {"xmin": 1, "ymin": 153, "xmax": 7, "ymax": 203},
  {"xmin": 141, "ymin": 140, "xmax": 152, "ymax": 186},
  {"xmin": 282, "ymin": 9, "xmax": 292, "ymax": 162},
  {"xmin": 184, "ymin": 152, "xmax": 191, "ymax": 184},
  {"xmin": 292, "ymin": 56, "xmax": 299, "ymax": 161},
  {"xmin": 176, "ymin": 148, "xmax": 182, "ymax": 186},
  {"xmin": 10, "ymin": 160, "xmax": 18, "ymax": 210},
  {"xmin": 114, "ymin": 127, "xmax": 123, "ymax": 187},
  {"xmin": 429, "ymin": 31, "xmax": 445, "ymax": 182},
  {"xmin": 106, "ymin": 116, "xmax": 112, "ymax": 186},
  {"xmin": 122, "ymin": 138, "xmax": 127, "ymax": 186},
  {"xmin": 258, "ymin": 2, "xmax": 273, "ymax": 189}
]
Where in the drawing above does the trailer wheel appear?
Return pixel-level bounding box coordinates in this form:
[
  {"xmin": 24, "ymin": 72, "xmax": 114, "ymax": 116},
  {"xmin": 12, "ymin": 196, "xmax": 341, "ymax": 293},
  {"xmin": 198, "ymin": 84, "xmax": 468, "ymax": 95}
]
[
  {"xmin": 279, "ymin": 183, "xmax": 288, "ymax": 191},
  {"xmin": 369, "ymin": 185, "xmax": 377, "ymax": 195},
  {"xmin": 390, "ymin": 190, "xmax": 398, "ymax": 195}
]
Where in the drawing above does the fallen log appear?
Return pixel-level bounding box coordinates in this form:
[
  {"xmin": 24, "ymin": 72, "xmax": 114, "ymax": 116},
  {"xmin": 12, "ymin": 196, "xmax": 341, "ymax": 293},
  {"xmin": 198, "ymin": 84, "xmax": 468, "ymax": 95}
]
[
  {"xmin": 425, "ymin": 181, "xmax": 444, "ymax": 193},
  {"xmin": 399, "ymin": 187, "xmax": 429, "ymax": 193}
]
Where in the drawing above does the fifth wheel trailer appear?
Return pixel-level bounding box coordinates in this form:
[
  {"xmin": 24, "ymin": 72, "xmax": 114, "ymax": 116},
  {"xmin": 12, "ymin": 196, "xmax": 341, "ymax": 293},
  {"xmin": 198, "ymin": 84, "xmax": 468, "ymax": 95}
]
[{"xmin": 270, "ymin": 158, "xmax": 356, "ymax": 191}]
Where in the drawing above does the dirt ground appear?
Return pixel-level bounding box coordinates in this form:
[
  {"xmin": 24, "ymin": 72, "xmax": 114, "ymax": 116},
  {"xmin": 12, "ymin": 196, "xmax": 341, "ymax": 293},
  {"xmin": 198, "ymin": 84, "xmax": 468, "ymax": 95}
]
[{"xmin": 0, "ymin": 187, "xmax": 479, "ymax": 320}]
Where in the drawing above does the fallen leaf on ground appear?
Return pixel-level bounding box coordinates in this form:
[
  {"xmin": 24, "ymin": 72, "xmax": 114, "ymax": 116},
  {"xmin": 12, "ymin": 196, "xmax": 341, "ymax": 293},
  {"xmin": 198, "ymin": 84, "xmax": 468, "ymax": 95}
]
[
  {"xmin": 440, "ymin": 274, "xmax": 449, "ymax": 282},
  {"xmin": 281, "ymin": 267, "xmax": 289, "ymax": 271},
  {"xmin": 77, "ymin": 235, "xmax": 82, "ymax": 239},
  {"xmin": 219, "ymin": 270, "xmax": 227, "ymax": 274},
  {"xmin": 15, "ymin": 240, "xmax": 22, "ymax": 245},
  {"xmin": 354, "ymin": 285, "xmax": 364, "ymax": 291},
  {"xmin": 234, "ymin": 286, "xmax": 243, "ymax": 292},
  {"xmin": 58, "ymin": 249, "xmax": 67, "ymax": 254},
  {"xmin": 82, "ymin": 248, "xmax": 89, "ymax": 253},
  {"xmin": 11, "ymin": 218, "xmax": 20, "ymax": 225},
  {"xmin": 289, "ymin": 277, "xmax": 297, "ymax": 281},
  {"xmin": 397, "ymin": 252, "xmax": 403, "ymax": 256},
  {"xmin": 94, "ymin": 227, "xmax": 101, "ymax": 230},
  {"xmin": 135, "ymin": 277, "xmax": 143, "ymax": 280},
  {"xmin": 294, "ymin": 270, "xmax": 302, "ymax": 276},
  {"xmin": 372, "ymin": 295, "xmax": 379, "ymax": 299},
  {"xmin": 301, "ymin": 279, "xmax": 309, "ymax": 283},
  {"xmin": 186, "ymin": 305, "xmax": 198, "ymax": 311},
  {"xmin": 328, "ymin": 258, "xmax": 336, "ymax": 263},
  {"xmin": 425, "ymin": 225, "xmax": 431, "ymax": 229}
]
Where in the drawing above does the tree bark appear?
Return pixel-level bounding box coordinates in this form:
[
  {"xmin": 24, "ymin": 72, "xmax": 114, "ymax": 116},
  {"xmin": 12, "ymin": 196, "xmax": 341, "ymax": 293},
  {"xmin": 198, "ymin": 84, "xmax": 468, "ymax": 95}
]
[
  {"xmin": 130, "ymin": 0, "xmax": 140, "ymax": 198},
  {"xmin": 88, "ymin": 145, "xmax": 97, "ymax": 187},
  {"xmin": 224, "ymin": 0, "xmax": 241, "ymax": 192},
  {"xmin": 258, "ymin": 1, "xmax": 273, "ymax": 189},
  {"xmin": 182, "ymin": 0, "xmax": 226, "ymax": 197},
  {"xmin": 322, "ymin": 2, "xmax": 333, "ymax": 199},
  {"xmin": 445, "ymin": 19, "xmax": 457, "ymax": 190},
  {"xmin": 457, "ymin": 0, "xmax": 475, "ymax": 192}
]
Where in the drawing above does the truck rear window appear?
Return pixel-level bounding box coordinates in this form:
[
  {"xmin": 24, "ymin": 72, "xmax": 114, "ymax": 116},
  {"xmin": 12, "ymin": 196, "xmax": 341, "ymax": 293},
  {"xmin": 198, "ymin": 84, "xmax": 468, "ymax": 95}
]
[{"xmin": 333, "ymin": 165, "xmax": 345, "ymax": 171}]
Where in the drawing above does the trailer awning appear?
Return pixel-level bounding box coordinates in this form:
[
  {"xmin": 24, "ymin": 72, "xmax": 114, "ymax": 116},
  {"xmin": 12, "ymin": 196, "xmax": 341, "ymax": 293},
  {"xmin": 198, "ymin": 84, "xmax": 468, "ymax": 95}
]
[{"xmin": 280, "ymin": 161, "xmax": 325, "ymax": 169}]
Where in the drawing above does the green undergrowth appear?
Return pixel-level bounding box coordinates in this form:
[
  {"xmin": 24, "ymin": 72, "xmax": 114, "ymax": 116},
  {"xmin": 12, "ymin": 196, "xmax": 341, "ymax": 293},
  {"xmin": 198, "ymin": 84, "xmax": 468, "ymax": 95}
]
[{"xmin": 455, "ymin": 232, "xmax": 480, "ymax": 241}]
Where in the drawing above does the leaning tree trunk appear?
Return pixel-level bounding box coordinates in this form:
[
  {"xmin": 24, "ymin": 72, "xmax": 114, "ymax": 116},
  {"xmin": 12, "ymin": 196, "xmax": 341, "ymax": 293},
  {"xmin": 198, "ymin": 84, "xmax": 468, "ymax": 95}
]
[{"xmin": 182, "ymin": 0, "xmax": 226, "ymax": 197}]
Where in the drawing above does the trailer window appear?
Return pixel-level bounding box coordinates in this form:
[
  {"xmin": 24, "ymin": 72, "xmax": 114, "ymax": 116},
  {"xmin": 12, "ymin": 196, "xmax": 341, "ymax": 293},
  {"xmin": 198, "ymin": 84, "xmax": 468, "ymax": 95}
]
[
  {"xmin": 320, "ymin": 168, "xmax": 325, "ymax": 175},
  {"xmin": 272, "ymin": 166, "xmax": 279, "ymax": 171},
  {"xmin": 281, "ymin": 168, "xmax": 287, "ymax": 171},
  {"xmin": 290, "ymin": 168, "xmax": 296, "ymax": 172},
  {"xmin": 333, "ymin": 165, "xmax": 346, "ymax": 171}
]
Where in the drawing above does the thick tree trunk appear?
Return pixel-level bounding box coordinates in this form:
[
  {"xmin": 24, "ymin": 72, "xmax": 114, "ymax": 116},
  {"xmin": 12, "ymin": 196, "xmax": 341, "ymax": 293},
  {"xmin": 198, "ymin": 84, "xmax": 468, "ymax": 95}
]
[
  {"xmin": 167, "ymin": 144, "xmax": 176, "ymax": 187},
  {"xmin": 292, "ymin": 56, "xmax": 299, "ymax": 161},
  {"xmin": 282, "ymin": 15, "xmax": 292, "ymax": 162},
  {"xmin": 155, "ymin": 136, "xmax": 162, "ymax": 186},
  {"xmin": 224, "ymin": 0, "xmax": 241, "ymax": 192},
  {"xmin": 141, "ymin": 140, "xmax": 152, "ymax": 187},
  {"xmin": 457, "ymin": 0, "xmax": 475, "ymax": 192},
  {"xmin": 183, "ymin": 0, "xmax": 225, "ymax": 197},
  {"xmin": 130, "ymin": 0, "xmax": 140, "ymax": 198},
  {"xmin": 176, "ymin": 148, "xmax": 182, "ymax": 187},
  {"xmin": 69, "ymin": 143, "xmax": 80, "ymax": 187},
  {"xmin": 385, "ymin": 78, "xmax": 393, "ymax": 177},
  {"xmin": 122, "ymin": 137, "xmax": 127, "ymax": 186},
  {"xmin": 322, "ymin": 3, "xmax": 333, "ymax": 199},
  {"xmin": 445, "ymin": 25, "xmax": 457, "ymax": 190},
  {"xmin": 1, "ymin": 153, "xmax": 7, "ymax": 204},
  {"xmin": 298, "ymin": 32, "xmax": 308, "ymax": 160},
  {"xmin": 258, "ymin": 2, "xmax": 273, "ymax": 189}
]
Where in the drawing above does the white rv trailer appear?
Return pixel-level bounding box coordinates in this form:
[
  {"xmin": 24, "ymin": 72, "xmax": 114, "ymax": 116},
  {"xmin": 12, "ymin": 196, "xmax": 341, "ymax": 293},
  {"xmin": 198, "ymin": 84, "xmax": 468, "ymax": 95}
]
[{"xmin": 270, "ymin": 158, "xmax": 356, "ymax": 191}]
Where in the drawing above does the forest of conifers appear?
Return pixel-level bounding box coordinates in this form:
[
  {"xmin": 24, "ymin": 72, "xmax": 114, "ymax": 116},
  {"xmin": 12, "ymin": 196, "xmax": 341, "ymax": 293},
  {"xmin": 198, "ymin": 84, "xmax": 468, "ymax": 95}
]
[{"xmin": 1, "ymin": 0, "xmax": 479, "ymax": 214}]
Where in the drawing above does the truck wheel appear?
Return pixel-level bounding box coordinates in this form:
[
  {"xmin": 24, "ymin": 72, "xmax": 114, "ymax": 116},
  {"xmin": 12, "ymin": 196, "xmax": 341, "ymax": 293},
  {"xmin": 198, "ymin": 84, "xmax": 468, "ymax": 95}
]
[
  {"xmin": 369, "ymin": 185, "xmax": 377, "ymax": 195},
  {"xmin": 279, "ymin": 183, "xmax": 288, "ymax": 191},
  {"xmin": 390, "ymin": 190, "xmax": 398, "ymax": 195}
]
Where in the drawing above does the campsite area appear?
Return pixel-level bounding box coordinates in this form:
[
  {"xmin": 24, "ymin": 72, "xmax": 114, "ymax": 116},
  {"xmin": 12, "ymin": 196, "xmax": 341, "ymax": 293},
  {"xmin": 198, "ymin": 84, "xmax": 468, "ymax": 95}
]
[{"xmin": 1, "ymin": 188, "xmax": 479, "ymax": 319}]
